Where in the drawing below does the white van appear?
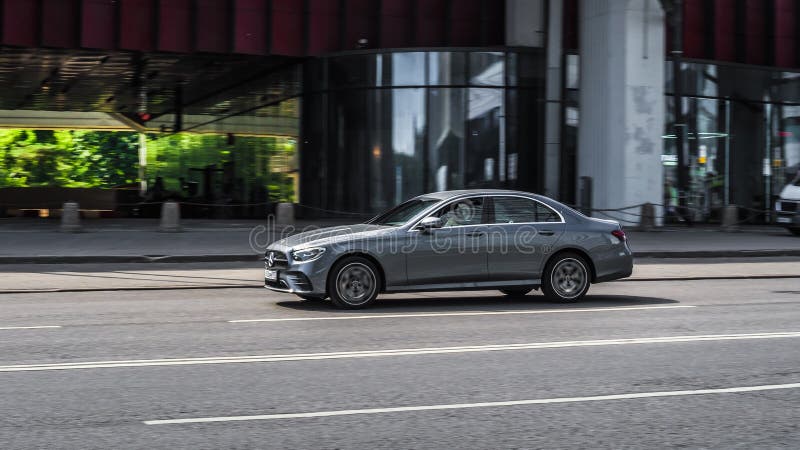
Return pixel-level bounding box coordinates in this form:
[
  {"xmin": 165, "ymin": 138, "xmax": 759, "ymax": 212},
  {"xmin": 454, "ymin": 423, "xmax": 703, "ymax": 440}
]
[{"xmin": 776, "ymin": 173, "xmax": 800, "ymax": 236}]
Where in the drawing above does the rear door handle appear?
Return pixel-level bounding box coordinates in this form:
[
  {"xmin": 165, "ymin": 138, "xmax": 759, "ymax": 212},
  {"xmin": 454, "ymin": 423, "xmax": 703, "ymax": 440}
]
[
  {"xmin": 538, "ymin": 230, "xmax": 555, "ymax": 236},
  {"xmin": 467, "ymin": 231, "xmax": 486, "ymax": 237}
]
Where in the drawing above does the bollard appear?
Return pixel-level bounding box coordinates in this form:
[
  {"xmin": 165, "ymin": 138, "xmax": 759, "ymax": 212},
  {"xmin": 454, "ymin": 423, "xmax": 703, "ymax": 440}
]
[
  {"xmin": 721, "ymin": 204, "xmax": 739, "ymax": 232},
  {"xmin": 159, "ymin": 201, "xmax": 182, "ymax": 232},
  {"xmin": 60, "ymin": 202, "xmax": 82, "ymax": 232},
  {"xmin": 275, "ymin": 202, "xmax": 295, "ymax": 225},
  {"xmin": 638, "ymin": 202, "xmax": 656, "ymax": 231}
]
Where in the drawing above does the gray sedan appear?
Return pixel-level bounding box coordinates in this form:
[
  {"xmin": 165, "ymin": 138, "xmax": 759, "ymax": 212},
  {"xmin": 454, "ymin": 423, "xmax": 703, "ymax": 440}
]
[{"xmin": 264, "ymin": 189, "xmax": 633, "ymax": 308}]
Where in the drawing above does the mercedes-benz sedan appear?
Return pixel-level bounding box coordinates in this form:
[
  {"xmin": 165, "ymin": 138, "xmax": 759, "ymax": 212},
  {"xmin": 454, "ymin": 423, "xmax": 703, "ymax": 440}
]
[{"xmin": 264, "ymin": 190, "xmax": 633, "ymax": 308}]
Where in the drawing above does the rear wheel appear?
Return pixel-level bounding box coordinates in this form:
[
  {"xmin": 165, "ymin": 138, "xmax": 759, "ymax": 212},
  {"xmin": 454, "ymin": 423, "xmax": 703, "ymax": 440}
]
[
  {"xmin": 499, "ymin": 287, "xmax": 533, "ymax": 297},
  {"xmin": 328, "ymin": 256, "xmax": 380, "ymax": 309},
  {"xmin": 542, "ymin": 252, "xmax": 590, "ymax": 302}
]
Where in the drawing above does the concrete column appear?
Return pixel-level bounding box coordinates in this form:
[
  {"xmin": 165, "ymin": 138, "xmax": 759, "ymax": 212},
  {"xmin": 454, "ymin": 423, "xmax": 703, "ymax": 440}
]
[
  {"xmin": 577, "ymin": 0, "xmax": 665, "ymax": 225},
  {"xmin": 544, "ymin": 0, "xmax": 563, "ymax": 198},
  {"xmin": 506, "ymin": 0, "xmax": 545, "ymax": 47}
]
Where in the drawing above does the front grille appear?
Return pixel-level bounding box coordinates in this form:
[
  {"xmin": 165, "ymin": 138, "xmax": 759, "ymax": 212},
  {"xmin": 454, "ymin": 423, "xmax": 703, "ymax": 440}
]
[
  {"xmin": 781, "ymin": 201, "xmax": 798, "ymax": 213},
  {"xmin": 264, "ymin": 250, "xmax": 289, "ymax": 269}
]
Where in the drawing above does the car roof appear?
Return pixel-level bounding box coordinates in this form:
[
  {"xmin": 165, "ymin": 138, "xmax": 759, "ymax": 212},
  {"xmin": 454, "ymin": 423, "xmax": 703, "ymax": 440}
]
[{"xmin": 418, "ymin": 189, "xmax": 539, "ymax": 201}]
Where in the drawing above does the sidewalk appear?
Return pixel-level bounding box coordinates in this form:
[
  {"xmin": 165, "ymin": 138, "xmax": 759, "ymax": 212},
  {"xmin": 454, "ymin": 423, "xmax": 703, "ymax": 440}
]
[
  {"xmin": 0, "ymin": 218, "xmax": 799, "ymax": 263},
  {"xmin": 0, "ymin": 259, "xmax": 797, "ymax": 293}
]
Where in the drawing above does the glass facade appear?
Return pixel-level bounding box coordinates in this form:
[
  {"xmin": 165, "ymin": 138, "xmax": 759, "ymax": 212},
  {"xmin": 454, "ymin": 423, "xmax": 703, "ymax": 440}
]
[
  {"xmin": 300, "ymin": 50, "xmax": 544, "ymax": 217},
  {"xmin": 665, "ymin": 61, "xmax": 800, "ymax": 222}
]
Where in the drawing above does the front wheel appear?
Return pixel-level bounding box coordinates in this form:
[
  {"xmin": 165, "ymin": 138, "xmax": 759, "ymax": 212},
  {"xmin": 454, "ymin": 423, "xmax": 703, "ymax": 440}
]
[
  {"xmin": 328, "ymin": 256, "xmax": 381, "ymax": 309},
  {"xmin": 542, "ymin": 252, "xmax": 590, "ymax": 302},
  {"xmin": 789, "ymin": 228, "xmax": 800, "ymax": 236}
]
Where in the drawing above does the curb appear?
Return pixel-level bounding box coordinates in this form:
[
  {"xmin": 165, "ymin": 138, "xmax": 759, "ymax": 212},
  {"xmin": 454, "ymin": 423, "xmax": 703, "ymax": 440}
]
[
  {"xmin": 2, "ymin": 250, "xmax": 800, "ymax": 265},
  {"xmin": 0, "ymin": 254, "xmax": 262, "ymax": 264},
  {"xmin": 635, "ymin": 250, "xmax": 800, "ymax": 258}
]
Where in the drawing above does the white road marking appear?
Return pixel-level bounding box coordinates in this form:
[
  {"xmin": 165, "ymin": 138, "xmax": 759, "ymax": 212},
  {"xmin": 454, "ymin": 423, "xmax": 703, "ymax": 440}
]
[
  {"xmin": 0, "ymin": 325, "xmax": 61, "ymax": 331},
  {"xmin": 1, "ymin": 331, "xmax": 798, "ymax": 373},
  {"xmin": 144, "ymin": 382, "xmax": 800, "ymax": 425},
  {"xmin": 228, "ymin": 305, "xmax": 696, "ymax": 323}
]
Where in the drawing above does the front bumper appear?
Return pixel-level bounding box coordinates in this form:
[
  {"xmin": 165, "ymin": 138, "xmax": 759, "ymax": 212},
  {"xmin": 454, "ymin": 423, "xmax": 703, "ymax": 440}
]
[
  {"xmin": 776, "ymin": 212, "xmax": 800, "ymax": 227},
  {"xmin": 263, "ymin": 248, "xmax": 331, "ymax": 295}
]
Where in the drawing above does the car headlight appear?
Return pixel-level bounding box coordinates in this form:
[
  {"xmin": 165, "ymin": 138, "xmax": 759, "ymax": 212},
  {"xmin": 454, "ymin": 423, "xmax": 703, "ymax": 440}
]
[{"xmin": 291, "ymin": 247, "xmax": 326, "ymax": 262}]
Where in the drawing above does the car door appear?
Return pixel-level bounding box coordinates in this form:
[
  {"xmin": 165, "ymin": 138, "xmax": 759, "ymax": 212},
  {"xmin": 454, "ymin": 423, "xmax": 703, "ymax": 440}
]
[
  {"xmin": 486, "ymin": 195, "xmax": 565, "ymax": 281},
  {"xmin": 405, "ymin": 196, "xmax": 489, "ymax": 285}
]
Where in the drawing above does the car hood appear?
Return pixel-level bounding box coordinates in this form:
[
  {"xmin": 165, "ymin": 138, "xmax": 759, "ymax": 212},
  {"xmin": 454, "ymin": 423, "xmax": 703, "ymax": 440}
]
[
  {"xmin": 270, "ymin": 223, "xmax": 395, "ymax": 249},
  {"xmin": 779, "ymin": 184, "xmax": 800, "ymax": 201}
]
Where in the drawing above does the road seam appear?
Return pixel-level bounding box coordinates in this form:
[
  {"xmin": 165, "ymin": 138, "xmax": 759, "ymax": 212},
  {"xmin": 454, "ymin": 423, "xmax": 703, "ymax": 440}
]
[
  {"xmin": 143, "ymin": 382, "xmax": 800, "ymax": 425},
  {"xmin": 228, "ymin": 305, "xmax": 696, "ymax": 323},
  {"xmin": 2, "ymin": 331, "xmax": 798, "ymax": 373}
]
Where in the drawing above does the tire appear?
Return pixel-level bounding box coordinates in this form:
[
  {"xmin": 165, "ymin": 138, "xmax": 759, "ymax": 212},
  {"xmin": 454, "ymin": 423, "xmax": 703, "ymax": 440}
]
[
  {"xmin": 328, "ymin": 256, "xmax": 381, "ymax": 309},
  {"xmin": 296, "ymin": 294, "xmax": 327, "ymax": 301},
  {"xmin": 542, "ymin": 252, "xmax": 591, "ymax": 302},
  {"xmin": 499, "ymin": 287, "xmax": 533, "ymax": 297},
  {"xmin": 789, "ymin": 228, "xmax": 800, "ymax": 236}
]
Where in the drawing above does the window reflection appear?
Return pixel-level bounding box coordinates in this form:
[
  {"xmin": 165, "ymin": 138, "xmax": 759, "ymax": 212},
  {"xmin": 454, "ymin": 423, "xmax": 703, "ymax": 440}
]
[
  {"xmin": 469, "ymin": 52, "xmax": 505, "ymax": 86},
  {"xmin": 391, "ymin": 52, "xmax": 425, "ymax": 86},
  {"xmin": 428, "ymin": 52, "xmax": 466, "ymax": 85},
  {"xmin": 300, "ymin": 50, "xmax": 544, "ymax": 216}
]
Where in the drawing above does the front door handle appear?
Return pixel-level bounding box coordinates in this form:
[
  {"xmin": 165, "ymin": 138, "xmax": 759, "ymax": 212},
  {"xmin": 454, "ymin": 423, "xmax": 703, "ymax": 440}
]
[
  {"xmin": 467, "ymin": 231, "xmax": 486, "ymax": 237},
  {"xmin": 538, "ymin": 230, "xmax": 555, "ymax": 236}
]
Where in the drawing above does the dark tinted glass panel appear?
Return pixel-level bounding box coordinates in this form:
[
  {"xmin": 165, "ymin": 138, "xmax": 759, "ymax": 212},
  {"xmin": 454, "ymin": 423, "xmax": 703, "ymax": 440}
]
[
  {"xmin": 466, "ymin": 88, "xmax": 504, "ymax": 188},
  {"xmin": 428, "ymin": 88, "xmax": 466, "ymax": 191},
  {"xmin": 428, "ymin": 52, "xmax": 466, "ymax": 85},
  {"xmin": 431, "ymin": 197, "xmax": 485, "ymax": 227},
  {"xmin": 492, "ymin": 196, "xmax": 560, "ymax": 223},
  {"xmin": 391, "ymin": 52, "xmax": 426, "ymax": 86},
  {"xmin": 329, "ymin": 54, "xmax": 380, "ymax": 88},
  {"xmin": 469, "ymin": 52, "xmax": 505, "ymax": 86}
]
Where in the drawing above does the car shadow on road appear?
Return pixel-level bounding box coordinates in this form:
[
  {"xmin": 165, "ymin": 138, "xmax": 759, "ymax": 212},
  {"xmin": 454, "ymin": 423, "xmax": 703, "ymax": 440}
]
[{"xmin": 276, "ymin": 293, "xmax": 681, "ymax": 313}]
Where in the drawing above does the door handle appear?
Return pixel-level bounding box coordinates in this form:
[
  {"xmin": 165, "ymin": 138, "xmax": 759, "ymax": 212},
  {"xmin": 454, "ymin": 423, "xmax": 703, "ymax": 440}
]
[
  {"xmin": 538, "ymin": 230, "xmax": 555, "ymax": 236},
  {"xmin": 467, "ymin": 231, "xmax": 486, "ymax": 237}
]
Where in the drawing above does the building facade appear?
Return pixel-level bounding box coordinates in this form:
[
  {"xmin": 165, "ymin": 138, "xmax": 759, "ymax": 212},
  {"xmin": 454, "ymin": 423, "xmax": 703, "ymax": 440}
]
[{"xmin": 1, "ymin": 0, "xmax": 799, "ymax": 223}]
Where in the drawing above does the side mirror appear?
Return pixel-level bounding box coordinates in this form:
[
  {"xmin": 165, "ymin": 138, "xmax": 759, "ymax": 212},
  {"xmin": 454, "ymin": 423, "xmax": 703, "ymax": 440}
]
[{"xmin": 418, "ymin": 216, "xmax": 443, "ymax": 232}]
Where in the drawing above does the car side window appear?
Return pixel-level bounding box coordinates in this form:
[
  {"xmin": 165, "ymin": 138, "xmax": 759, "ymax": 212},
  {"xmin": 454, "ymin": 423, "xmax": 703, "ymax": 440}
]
[
  {"xmin": 492, "ymin": 196, "xmax": 561, "ymax": 223},
  {"xmin": 430, "ymin": 197, "xmax": 486, "ymax": 227}
]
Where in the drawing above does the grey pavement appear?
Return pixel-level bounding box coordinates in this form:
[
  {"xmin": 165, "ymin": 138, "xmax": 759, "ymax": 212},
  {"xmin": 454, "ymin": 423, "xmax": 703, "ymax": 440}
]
[
  {"xmin": 0, "ymin": 258, "xmax": 798, "ymax": 293},
  {"xmin": 1, "ymin": 218, "xmax": 800, "ymax": 262},
  {"xmin": 0, "ymin": 278, "xmax": 799, "ymax": 448}
]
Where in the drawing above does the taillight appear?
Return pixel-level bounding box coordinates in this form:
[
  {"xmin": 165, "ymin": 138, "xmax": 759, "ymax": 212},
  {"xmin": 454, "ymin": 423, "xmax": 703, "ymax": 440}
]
[{"xmin": 611, "ymin": 229, "xmax": 626, "ymax": 241}]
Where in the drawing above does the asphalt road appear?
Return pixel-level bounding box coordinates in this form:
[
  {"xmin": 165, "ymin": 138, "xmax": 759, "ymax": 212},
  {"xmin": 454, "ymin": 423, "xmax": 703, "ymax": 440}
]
[{"xmin": 0, "ymin": 272, "xmax": 799, "ymax": 449}]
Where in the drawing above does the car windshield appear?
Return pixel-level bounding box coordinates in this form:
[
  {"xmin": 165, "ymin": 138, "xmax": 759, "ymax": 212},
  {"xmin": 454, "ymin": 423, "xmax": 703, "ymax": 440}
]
[{"xmin": 367, "ymin": 198, "xmax": 440, "ymax": 226}]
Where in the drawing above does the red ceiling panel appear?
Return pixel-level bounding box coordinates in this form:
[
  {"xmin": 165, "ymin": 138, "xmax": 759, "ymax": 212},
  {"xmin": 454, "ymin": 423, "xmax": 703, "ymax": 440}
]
[
  {"xmin": 380, "ymin": 0, "xmax": 411, "ymax": 48},
  {"xmin": 415, "ymin": 0, "xmax": 446, "ymax": 47},
  {"xmin": 196, "ymin": 0, "xmax": 230, "ymax": 53},
  {"xmin": 271, "ymin": 0, "xmax": 303, "ymax": 56},
  {"xmin": 42, "ymin": 0, "xmax": 79, "ymax": 48},
  {"xmin": 683, "ymin": 0, "xmax": 705, "ymax": 58},
  {"xmin": 450, "ymin": 0, "xmax": 481, "ymax": 46},
  {"xmin": 81, "ymin": 0, "xmax": 115, "ymax": 49},
  {"xmin": 713, "ymin": 0, "xmax": 735, "ymax": 61},
  {"xmin": 774, "ymin": 0, "xmax": 796, "ymax": 67},
  {"xmin": 744, "ymin": 0, "xmax": 766, "ymax": 65},
  {"xmin": 344, "ymin": 0, "xmax": 378, "ymax": 50},
  {"xmin": 119, "ymin": 0, "xmax": 156, "ymax": 51},
  {"xmin": 159, "ymin": 0, "xmax": 192, "ymax": 52},
  {"xmin": 234, "ymin": 0, "xmax": 268, "ymax": 55},
  {"xmin": 3, "ymin": 0, "xmax": 39, "ymax": 46},
  {"xmin": 308, "ymin": 0, "xmax": 339, "ymax": 55}
]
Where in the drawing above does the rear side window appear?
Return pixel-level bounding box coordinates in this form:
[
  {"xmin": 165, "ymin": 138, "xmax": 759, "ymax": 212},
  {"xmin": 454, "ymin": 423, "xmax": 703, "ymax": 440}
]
[
  {"xmin": 492, "ymin": 196, "xmax": 561, "ymax": 223},
  {"xmin": 431, "ymin": 196, "xmax": 486, "ymax": 227}
]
